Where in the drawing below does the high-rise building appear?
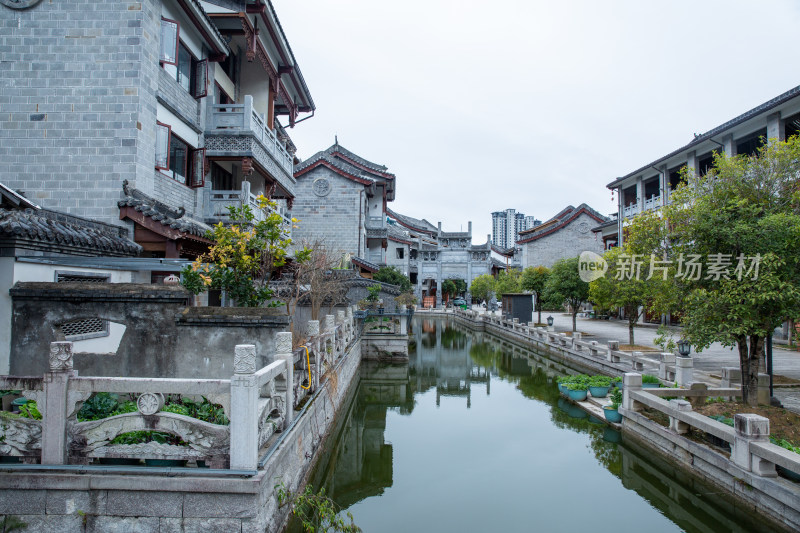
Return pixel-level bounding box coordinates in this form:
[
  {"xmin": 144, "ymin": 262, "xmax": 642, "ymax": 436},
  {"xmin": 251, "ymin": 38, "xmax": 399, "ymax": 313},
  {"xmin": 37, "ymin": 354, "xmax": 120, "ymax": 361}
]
[{"xmin": 491, "ymin": 209, "xmax": 540, "ymax": 248}]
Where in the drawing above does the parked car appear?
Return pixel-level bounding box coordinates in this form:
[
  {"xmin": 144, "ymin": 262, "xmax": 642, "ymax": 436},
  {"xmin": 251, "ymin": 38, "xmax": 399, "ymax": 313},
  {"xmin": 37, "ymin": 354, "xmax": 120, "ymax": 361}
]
[{"xmin": 453, "ymin": 298, "xmax": 467, "ymax": 310}]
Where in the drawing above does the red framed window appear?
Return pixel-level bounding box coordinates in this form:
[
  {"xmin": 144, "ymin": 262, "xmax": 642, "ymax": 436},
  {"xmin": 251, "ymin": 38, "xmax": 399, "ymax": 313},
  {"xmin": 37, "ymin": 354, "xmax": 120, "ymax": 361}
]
[
  {"xmin": 155, "ymin": 121, "xmax": 171, "ymax": 170},
  {"xmin": 189, "ymin": 148, "xmax": 206, "ymax": 188},
  {"xmin": 160, "ymin": 18, "xmax": 179, "ymax": 66},
  {"xmin": 193, "ymin": 59, "xmax": 208, "ymax": 99}
]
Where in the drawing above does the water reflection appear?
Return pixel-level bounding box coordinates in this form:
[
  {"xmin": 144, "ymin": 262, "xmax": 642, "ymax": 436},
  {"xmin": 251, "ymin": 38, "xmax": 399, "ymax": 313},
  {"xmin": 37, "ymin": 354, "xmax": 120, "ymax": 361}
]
[{"xmin": 291, "ymin": 318, "xmax": 777, "ymax": 533}]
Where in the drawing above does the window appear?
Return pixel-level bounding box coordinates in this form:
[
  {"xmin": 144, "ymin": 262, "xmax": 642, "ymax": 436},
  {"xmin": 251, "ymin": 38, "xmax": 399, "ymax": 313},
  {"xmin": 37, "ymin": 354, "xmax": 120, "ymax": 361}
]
[
  {"xmin": 784, "ymin": 112, "xmax": 800, "ymax": 140},
  {"xmin": 396, "ymin": 247, "xmax": 404, "ymax": 259},
  {"xmin": 160, "ymin": 18, "xmax": 179, "ymax": 65},
  {"xmin": 155, "ymin": 123, "xmax": 205, "ymax": 188},
  {"xmin": 155, "ymin": 122, "xmax": 171, "ymax": 170},
  {"xmin": 736, "ymin": 129, "xmax": 767, "ymax": 157},
  {"xmin": 697, "ymin": 150, "xmax": 718, "ymax": 176},
  {"xmin": 169, "ymin": 133, "xmax": 188, "ymax": 182},
  {"xmin": 160, "ymin": 18, "xmax": 207, "ymax": 99},
  {"xmin": 219, "ymin": 51, "xmax": 237, "ymax": 82},
  {"xmin": 55, "ymin": 272, "xmax": 110, "ymax": 341}
]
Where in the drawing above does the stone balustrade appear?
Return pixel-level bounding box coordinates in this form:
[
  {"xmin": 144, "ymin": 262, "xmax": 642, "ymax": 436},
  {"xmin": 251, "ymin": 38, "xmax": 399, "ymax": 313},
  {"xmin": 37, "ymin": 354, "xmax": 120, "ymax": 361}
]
[
  {"xmin": 621, "ymin": 372, "xmax": 789, "ymax": 478},
  {"xmin": 0, "ymin": 309, "xmax": 359, "ymax": 472}
]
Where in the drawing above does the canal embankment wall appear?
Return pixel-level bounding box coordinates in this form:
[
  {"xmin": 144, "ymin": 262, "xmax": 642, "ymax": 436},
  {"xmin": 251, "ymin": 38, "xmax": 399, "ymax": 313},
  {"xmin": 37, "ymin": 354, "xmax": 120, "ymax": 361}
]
[
  {"xmin": 449, "ymin": 308, "xmax": 800, "ymax": 532},
  {"xmin": 0, "ymin": 309, "xmax": 364, "ymax": 533}
]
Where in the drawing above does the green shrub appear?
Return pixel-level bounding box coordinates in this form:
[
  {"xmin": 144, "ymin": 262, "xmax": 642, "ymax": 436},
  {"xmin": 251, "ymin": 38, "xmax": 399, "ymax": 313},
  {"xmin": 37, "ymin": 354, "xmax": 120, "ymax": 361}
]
[
  {"xmin": 566, "ymin": 382, "xmax": 588, "ymax": 391},
  {"xmin": 642, "ymin": 374, "xmax": 661, "ymax": 384},
  {"xmin": 78, "ymin": 392, "xmax": 120, "ymax": 421},
  {"xmin": 589, "ymin": 376, "xmax": 613, "ymax": 387},
  {"xmin": 18, "ymin": 401, "xmax": 41, "ymax": 420},
  {"xmin": 609, "ymin": 388, "xmax": 623, "ymax": 410}
]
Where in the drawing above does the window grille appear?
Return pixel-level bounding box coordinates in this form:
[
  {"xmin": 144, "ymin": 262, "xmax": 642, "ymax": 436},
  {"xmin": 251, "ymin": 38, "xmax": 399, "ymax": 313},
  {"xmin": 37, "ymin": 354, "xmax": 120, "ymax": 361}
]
[{"xmin": 55, "ymin": 272, "xmax": 111, "ymax": 340}]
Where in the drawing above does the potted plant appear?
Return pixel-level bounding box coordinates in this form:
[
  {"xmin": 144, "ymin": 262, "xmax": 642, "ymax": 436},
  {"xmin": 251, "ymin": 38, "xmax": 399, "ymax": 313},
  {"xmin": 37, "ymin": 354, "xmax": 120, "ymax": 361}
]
[
  {"xmin": 588, "ymin": 376, "xmax": 612, "ymax": 398},
  {"xmin": 642, "ymin": 374, "xmax": 661, "ymax": 388},
  {"xmin": 603, "ymin": 388, "xmax": 623, "ymax": 423},
  {"xmin": 566, "ymin": 382, "xmax": 589, "ymax": 402}
]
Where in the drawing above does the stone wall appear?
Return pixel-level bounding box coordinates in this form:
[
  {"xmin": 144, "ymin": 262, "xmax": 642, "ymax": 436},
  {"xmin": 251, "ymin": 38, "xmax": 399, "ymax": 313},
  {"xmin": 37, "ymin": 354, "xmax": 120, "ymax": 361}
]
[
  {"xmin": 0, "ymin": 0, "xmax": 162, "ymax": 226},
  {"xmin": 291, "ymin": 166, "xmax": 363, "ymax": 255},
  {"xmin": 9, "ymin": 282, "xmax": 289, "ymax": 378},
  {"xmin": 0, "ymin": 331, "xmax": 363, "ymax": 533},
  {"xmin": 521, "ymin": 212, "xmax": 606, "ymax": 268}
]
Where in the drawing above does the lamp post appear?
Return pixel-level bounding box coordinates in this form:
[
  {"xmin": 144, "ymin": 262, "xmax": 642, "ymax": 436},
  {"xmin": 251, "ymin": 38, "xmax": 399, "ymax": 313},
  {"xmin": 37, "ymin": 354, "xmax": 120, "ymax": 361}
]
[
  {"xmin": 547, "ymin": 316, "xmax": 554, "ymax": 327},
  {"xmin": 677, "ymin": 339, "xmax": 691, "ymax": 357}
]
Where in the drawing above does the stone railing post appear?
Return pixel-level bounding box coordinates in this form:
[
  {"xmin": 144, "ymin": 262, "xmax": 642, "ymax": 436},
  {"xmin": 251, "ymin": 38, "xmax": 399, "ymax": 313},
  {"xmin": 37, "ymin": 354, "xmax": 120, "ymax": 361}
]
[
  {"xmin": 276, "ymin": 332, "xmax": 294, "ymax": 426},
  {"xmin": 42, "ymin": 341, "xmax": 75, "ymax": 465},
  {"xmin": 608, "ymin": 340, "xmax": 620, "ymax": 351},
  {"xmin": 732, "ymin": 414, "xmax": 776, "ymax": 476},
  {"xmin": 324, "ymin": 314, "xmax": 336, "ymax": 360},
  {"xmin": 307, "ymin": 321, "xmax": 321, "ymax": 390},
  {"xmin": 758, "ymin": 373, "xmax": 770, "ymax": 405},
  {"xmin": 336, "ymin": 309, "xmax": 346, "ymax": 342},
  {"xmin": 572, "ymin": 332, "xmax": 581, "ymax": 342},
  {"xmin": 242, "ymin": 94, "xmax": 254, "ymax": 132},
  {"xmin": 399, "ymin": 305, "xmax": 408, "ymax": 335},
  {"xmin": 230, "ymin": 344, "xmax": 259, "ymax": 470},
  {"xmin": 668, "ymin": 399, "xmax": 692, "ymax": 434},
  {"xmin": 622, "ymin": 372, "xmax": 642, "ymax": 412},
  {"xmin": 675, "ymin": 356, "xmax": 693, "ymax": 387},
  {"xmin": 346, "ymin": 307, "xmax": 354, "ymax": 337},
  {"xmin": 659, "ymin": 353, "xmax": 676, "ymax": 381}
]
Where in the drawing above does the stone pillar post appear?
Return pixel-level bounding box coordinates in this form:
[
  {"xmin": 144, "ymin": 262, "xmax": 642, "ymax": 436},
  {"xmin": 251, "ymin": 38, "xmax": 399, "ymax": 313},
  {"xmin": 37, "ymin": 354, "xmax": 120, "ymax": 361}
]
[
  {"xmin": 276, "ymin": 332, "xmax": 294, "ymax": 426},
  {"xmin": 767, "ymin": 112, "xmax": 784, "ymax": 142},
  {"xmin": 336, "ymin": 309, "xmax": 346, "ymax": 341},
  {"xmin": 758, "ymin": 373, "xmax": 770, "ymax": 405},
  {"xmin": 732, "ymin": 414, "xmax": 776, "ymax": 476},
  {"xmin": 307, "ymin": 321, "xmax": 321, "ymax": 390},
  {"xmin": 399, "ymin": 305, "xmax": 408, "ymax": 335},
  {"xmin": 346, "ymin": 306, "xmax": 354, "ymax": 335},
  {"xmin": 622, "ymin": 372, "xmax": 642, "ymax": 412},
  {"xmin": 41, "ymin": 341, "xmax": 75, "ymax": 465},
  {"xmin": 722, "ymin": 133, "xmax": 735, "ymax": 156},
  {"xmin": 324, "ymin": 314, "xmax": 335, "ymax": 334},
  {"xmin": 230, "ymin": 344, "xmax": 258, "ymax": 470},
  {"xmin": 635, "ymin": 176, "xmax": 644, "ymax": 213},
  {"xmin": 675, "ymin": 356, "xmax": 693, "ymax": 387},
  {"xmin": 668, "ymin": 399, "xmax": 692, "ymax": 434},
  {"xmin": 659, "ymin": 353, "xmax": 675, "ymax": 381}
]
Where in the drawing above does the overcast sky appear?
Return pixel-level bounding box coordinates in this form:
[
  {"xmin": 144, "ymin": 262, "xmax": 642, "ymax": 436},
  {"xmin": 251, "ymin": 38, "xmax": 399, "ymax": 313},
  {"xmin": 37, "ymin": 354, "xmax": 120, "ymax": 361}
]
[{"xmin": 276, "ymin": 0, "xmax": 800, "ymax": 243}]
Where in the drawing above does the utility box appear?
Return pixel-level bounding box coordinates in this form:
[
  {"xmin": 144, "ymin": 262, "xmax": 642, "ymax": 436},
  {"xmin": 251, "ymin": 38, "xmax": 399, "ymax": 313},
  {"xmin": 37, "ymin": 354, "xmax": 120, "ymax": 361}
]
[{"xmin": 501, "ymin": 293, "xmax": 533, "ymax": 323}]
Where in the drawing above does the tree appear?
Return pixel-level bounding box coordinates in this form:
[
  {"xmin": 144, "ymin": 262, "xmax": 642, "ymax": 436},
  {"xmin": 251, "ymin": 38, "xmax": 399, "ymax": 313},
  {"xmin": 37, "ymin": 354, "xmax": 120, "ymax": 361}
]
[
  {"xmin": 627, "ymin": 136, "xmax": 800, "ymax": 406},
  {"xmin": 373, "ymin": 266, "xmax": 411, "ymax": 292},
  {"xmin": 521, "ymin": 266, "xmax": 550, "ymax": 324},
  {"xmin": 544, "ymin": 257, "xmax": 590, "ymax": 332},
  {"xmin": 278, "ymin": 240, "xmax": 348, "ymax": 340},
  {"xmin": 441, "ymin": 279, "xmax": 457, "ymax": 303},
  {"xmin": 469, "ymin": 274, "xmax": 495, "ymax": 301},
  {"xmin": 495, "ymin": 269, "xmax": 521, "ymax": 296},
  {"xmin": 589, "ymin": 247, "xmax": 652, "ymax": 345},
  {"xmin": 181, "ymin": 196, "xmax": 294, "ymax": 307}
]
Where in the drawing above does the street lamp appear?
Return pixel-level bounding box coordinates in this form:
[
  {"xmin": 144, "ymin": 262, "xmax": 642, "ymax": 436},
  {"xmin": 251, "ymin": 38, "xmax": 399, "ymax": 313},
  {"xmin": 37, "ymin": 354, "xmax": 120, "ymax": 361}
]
[
  {"xmin": 547, "ymin": 316, "xmax": 554, "ymax": 327},
  {"xmin": 677, "ymin": 339, "xmax": 691, "ymax": 357}
]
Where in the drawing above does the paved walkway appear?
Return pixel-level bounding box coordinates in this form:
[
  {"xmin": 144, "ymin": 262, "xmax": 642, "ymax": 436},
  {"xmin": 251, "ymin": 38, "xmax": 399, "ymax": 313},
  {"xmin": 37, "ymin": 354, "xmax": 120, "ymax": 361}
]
[{"xmin": 470, "ymin": 307, "xmax": 800, "ymax": 412}]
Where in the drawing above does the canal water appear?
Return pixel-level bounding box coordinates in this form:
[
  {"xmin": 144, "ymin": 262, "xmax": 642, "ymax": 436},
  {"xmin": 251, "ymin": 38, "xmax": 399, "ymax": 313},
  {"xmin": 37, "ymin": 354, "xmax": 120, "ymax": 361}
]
[{"xmin": 291, "ymin": 317, "xmax": 776, "ymax": 532}]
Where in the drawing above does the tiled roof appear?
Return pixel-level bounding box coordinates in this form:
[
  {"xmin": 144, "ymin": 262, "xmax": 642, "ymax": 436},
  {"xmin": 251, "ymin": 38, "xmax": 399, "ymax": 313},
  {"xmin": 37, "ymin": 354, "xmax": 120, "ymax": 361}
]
[
  {"xmin": 0, "ymin": 182, "xmax": 38, "ymax": 209},
  {"xmin": 118, "ymin": 181, "xmax": 211, "ymax": 239},
  {"xmin": 331, "ymin": 144, "xmax": 389, "ymax": 172},
  {"xmin": 491, "ymin": 244, "xmax": 515, "ymax": 256},
  {"xmin": 352, "ymin": 256, "xmax": 381, "ymax": 273},
  {"xmin": 608, "ymin": 84, "xmax": 800, "ymax": 188},
  {"xmin": 0, "ymin": 208, "xmax": 141, "ymax": 256},
  {"xmin": 386, "ymin": 208, "xmax": 438, "ymax": 235},
  {"xmin": 516, "ymin": 203, "xmax": 608, "ymax": 244}
]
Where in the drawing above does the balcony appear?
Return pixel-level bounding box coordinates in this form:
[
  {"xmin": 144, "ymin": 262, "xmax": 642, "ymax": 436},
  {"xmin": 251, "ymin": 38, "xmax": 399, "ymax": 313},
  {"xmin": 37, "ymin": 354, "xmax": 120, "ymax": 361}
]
[
  {"xmin": 644, "ymin": 195, "xmax": 662, "ymax": 211},
  {"xmin": 205, "ymin": 95, "xmax": 295, "ymax": 196},
  {"xmin": 206, "ymin": 182, "xmax": 292, "ymax": 234},
  {"xmin": 623, "ymin": 204, "xmax": 640, "ymax": 218}
]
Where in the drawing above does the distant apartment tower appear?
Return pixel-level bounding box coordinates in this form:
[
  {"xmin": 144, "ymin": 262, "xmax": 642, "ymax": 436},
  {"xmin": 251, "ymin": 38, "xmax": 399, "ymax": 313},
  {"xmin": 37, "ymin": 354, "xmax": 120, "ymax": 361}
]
[{"xmin": 491, "ymin": 209, "xmax": 539, "ymax": 248}]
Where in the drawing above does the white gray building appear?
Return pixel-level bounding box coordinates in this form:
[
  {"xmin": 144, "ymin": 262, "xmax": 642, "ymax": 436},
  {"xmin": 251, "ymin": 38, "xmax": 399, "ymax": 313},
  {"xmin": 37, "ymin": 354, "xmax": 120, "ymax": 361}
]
[
  {"xmin": 608, "ymin": 85, "xmax": 800, "ymax": 245},
  {"xmin": 517, "ymin": 204, "xmax": 607, "ymax": 269}
]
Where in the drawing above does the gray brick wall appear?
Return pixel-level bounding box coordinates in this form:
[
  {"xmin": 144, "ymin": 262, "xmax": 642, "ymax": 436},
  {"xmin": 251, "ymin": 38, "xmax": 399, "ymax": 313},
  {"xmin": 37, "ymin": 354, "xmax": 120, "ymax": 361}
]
[
  {"xmin": 521, "ymin": 213, "xmax": 606, "ymax": 268},
  {"xmin": 157, "ymin": 67, "xmax": 202, "ymax": 132},
  {"xmin": 291, "ymin": 167, "xmax": 363, "ymax": 255},
  {"xmin": 153, "ymin": 171, "xmax": 197, "ymax": 213},
  {"xmin": 0, "ymin": 0, "xmax": 180, "ymax": 227}
]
